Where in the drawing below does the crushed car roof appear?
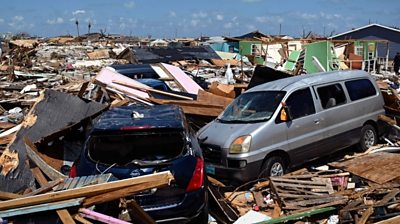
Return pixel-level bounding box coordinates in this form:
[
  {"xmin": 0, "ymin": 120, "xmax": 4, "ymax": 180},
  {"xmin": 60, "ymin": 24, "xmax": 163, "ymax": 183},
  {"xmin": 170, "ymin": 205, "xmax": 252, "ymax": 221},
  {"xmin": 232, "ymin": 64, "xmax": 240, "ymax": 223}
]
[{"xmin": 92, "ymin": 104, "xmax": 186, "ymax": 133}]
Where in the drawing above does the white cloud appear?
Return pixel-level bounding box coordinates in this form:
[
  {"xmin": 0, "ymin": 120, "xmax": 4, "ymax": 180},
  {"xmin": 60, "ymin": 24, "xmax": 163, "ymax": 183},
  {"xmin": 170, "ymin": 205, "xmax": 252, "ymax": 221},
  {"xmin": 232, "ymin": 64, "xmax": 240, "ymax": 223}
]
[
  {"xmin": 232, "ymin": 16, "xmax": 238, "ymax": 22},
  {"xmin": 72, "ymin": 10, "xmax": 86, "ymax": 16},
  {"xmin": 256, "ymin": 16, "xmax": 284, "ymax": 24},
  {"xmin": 192, "ymin": 11, "xmax": 208, "ymax": 18},
  {"xmin": 124, "ymin": 1, "xmax": 135, "ymax": 8},
  {"xmin": 216, "ymin": 14, "xmax": 224, "ymax": 21},
  {"xmin": 224, "ymin": 22, "xmax": 233, "ymax": 29},
  {"xmin": 169, "ymin": 11, "xmax": 177, "ymax": 17},
  {"xmin": 0, "ymin": 18, "xmax": 4, "ymax": 23},
  {"xmin": 47, "ymin": 17, "xmax": 64, "ymax": 25},
  {"xmin": 191, "ymin": 19, "xmax": 200, "ymax": 27},
  {"xmin": 299, "ymin": 13, "xmax": 318, "ymax": 20},
  {"xmin": 13, "ymin": 16, "xmax": 24, "ymax": 22}
]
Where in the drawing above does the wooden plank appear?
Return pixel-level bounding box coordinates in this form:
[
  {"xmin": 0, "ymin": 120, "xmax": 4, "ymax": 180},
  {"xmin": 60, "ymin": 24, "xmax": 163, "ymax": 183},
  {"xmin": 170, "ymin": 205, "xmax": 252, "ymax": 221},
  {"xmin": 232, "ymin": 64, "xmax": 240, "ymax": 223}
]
[
  {"xmin": 74, "ymin": 214, "xmax": 93, "ymax": 224},
  {"xmin": 0, "ymin": 198, "xmax": 83, "ymax": 218},
  {"xmin": 57, "ymin": 209, "xmax": 76, "ymax": 224},
  {"xmin": 376, "ymin": 190, "xmax": 400, "ymax": 206},
  {"xmin": 357, "ymin": 207, "xmax": 374, "ymax": 224},
  {"xmin": 82, "ymin": 177, "xmax": 170, "ymax": 207},
  {"xmin": 78, "ymin": 81, "xmax": 90, "ymax": 98},
  {"xmin": 0, "ymin": 171, "xmax": 174, "ymax": 211},
  {"xmin": 284, "ymin": 196, "xmax": 347, "ymax": 208},
  {"xmin": 272, "ymin": 182, "xmax": 331, "ymax": 190},
  {"xmin": 31, "ymin": 166, "xmax": 49, "ymax": 187},
  {"xmin": 79, "ymin": 208, "xmax": 130, "ymax": 224},
  {"xmin": 271, "ymin": 177, "xmax": 331, "ymax": 186},
  {"xmin": 0, "ymin": 122, "xmax": 15, "ymax": 130},
  {"xmin": 24, "ymin": 137, "xmax": 67, "ymax": 181},
  {"xmin": 0, "ymin": 191, "xmax": 22, "ymax": 200},
  {"xmin": 24, "ymin": 178, "xmax": 64, "ymax": 196},
  {"xmin": 127, "ymin": 200, "xmax": 156, "ymax": 224},
  {"xmin": 374, "ymin": 215, "xmax": 400, "ymax": 224}
]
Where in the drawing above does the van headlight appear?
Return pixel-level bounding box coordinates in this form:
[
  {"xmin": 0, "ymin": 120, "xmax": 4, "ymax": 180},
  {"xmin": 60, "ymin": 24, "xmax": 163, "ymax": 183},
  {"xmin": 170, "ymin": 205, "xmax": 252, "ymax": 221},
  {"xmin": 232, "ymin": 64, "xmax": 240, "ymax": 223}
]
[{"xmin": 229, "ymin": 135, "xmax": 252, "ymax": 154}]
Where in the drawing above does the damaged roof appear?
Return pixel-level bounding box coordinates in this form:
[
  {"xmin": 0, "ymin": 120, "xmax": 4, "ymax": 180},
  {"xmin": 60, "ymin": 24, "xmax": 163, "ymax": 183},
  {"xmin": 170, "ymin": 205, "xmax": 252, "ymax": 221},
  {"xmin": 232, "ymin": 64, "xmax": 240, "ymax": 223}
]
[{"xmin": 130, "ymin": 45, "xmax": 221, "ymax": 63}]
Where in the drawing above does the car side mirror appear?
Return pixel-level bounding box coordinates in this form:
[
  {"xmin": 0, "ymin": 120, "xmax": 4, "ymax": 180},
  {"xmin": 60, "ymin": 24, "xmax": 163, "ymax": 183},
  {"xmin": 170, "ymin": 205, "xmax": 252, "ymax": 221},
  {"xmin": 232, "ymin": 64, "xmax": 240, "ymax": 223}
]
[{"xmin": 280, "ymin": 105, "xmax": 292, "ymax": 122}]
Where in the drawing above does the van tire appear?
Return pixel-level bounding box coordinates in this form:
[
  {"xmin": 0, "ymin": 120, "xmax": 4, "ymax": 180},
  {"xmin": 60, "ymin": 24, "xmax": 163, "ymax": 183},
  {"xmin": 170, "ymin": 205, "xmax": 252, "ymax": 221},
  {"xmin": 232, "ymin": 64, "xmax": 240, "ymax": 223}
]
[
  {"xmin": 259, "ymin": 156, "xmax": 286, "ymax": 178},
  {"xmin": 358, "ymin": 124, "xmax": 377, "ymax": 151}
]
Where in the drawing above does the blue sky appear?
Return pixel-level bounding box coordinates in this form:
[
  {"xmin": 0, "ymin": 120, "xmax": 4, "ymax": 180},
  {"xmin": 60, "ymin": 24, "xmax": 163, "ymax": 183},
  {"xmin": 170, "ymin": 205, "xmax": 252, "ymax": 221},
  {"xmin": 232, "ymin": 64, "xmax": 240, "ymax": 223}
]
[{"xmin": 1, "ymin": 0, "xmax": 399, "ymax": 38}]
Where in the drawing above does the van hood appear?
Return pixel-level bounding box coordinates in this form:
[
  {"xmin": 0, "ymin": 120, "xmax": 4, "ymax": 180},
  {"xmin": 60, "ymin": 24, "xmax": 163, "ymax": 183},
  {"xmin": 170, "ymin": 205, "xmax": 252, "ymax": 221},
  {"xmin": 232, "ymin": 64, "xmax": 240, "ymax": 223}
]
[{"xmin": 197, "ymin": 120, "xmax": 263, "ymax": 149}]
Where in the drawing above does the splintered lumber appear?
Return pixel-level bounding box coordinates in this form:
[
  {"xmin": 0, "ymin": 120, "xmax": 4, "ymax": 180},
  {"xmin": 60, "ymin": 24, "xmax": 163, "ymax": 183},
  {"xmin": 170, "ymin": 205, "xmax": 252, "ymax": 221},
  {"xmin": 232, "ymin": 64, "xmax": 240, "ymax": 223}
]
[
  {"xmin": 0, "ymin": 171, "xmax": 174, "ymax": 211},
  {"xmin": 0, "ymin": 148, "xmax": 19, "ymax": 176},
  {"xmin": 24, "ymin": 137, "xmax": 67, "ymax": 181},
  {"xmin": 0, "ymin": 90, "xmax": 108, "ymax": 193},
  {"xmin": 330, "ymin": 152, "xmax": 400, "ymax": 184},
  {"xmin": 127, "ymin": 200, "xmax": 156, "ymax": 224},
  {"xmin": 0, "ymin": 198, "xmax": 83, "ymax": 218},
  {"xmin": 79, "ymin": 208, "xmax": 131, "ymax": 224}
]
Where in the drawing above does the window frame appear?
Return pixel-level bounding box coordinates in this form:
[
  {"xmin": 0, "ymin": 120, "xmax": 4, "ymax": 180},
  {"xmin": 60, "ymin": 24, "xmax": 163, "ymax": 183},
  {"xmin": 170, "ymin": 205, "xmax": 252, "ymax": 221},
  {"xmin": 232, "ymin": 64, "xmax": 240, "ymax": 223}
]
[{"xmin": 315, "ymin": 83, "xmax": 347, "ymax": 110}]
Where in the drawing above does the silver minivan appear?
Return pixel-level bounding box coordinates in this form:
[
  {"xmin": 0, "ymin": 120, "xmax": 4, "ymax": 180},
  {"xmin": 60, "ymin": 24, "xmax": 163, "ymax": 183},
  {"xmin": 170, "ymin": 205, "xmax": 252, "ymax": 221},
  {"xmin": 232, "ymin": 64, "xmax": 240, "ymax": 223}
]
[{"xmin": 197, "ymin": 70, "xmax": 385, "ymax": 183}]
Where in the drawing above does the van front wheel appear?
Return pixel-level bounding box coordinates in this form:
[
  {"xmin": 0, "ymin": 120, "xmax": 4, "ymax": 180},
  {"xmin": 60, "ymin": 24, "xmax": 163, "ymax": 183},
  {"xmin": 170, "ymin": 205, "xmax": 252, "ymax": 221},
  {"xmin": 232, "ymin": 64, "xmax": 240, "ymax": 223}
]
[
  {"xmin": 358, "ymin": 124, "xmax": 377, "ymax": 151},
  {"xmin": 259, "ymin": 156, "xmax": 286, "ymax": 178}
]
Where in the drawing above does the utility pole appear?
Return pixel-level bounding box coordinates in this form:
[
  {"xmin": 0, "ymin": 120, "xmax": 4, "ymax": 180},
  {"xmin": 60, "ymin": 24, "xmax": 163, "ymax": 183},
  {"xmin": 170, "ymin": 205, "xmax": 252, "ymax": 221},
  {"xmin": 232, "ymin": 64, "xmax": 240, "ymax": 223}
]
[
  {"xmin": 88, "ymin": 21, "xmax": 91, "ymax": 34},
  {"xmin": 279, "ymin": 23, "xmax": 282, "ymax": 36},
  {"xmin": 75, "ymin": 19, "xmax": 80, "ymax": 37}
]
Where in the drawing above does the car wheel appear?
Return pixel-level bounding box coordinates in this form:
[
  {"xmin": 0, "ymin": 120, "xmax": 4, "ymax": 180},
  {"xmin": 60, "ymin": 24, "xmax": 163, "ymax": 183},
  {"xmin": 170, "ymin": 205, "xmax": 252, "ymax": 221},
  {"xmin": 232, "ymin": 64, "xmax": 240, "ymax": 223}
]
[
  {"xmin": 358, "ymin": 124, "xmax": 378, "ymax": 151},
  {"xmin": 259, "ymin": 156, "xmax": 286, "ymax": 178}
]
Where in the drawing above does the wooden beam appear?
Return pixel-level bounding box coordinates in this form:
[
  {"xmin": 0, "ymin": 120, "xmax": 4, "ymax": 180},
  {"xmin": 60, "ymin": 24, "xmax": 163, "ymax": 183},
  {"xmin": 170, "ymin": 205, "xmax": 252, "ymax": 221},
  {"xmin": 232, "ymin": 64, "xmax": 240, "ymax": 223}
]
[
  {"xmin": 24, "ymin": 178, "xmax": 64, "ymax": 196},
  {"xmin": 79, "ymin": 208, "xmax": 131, "ymax": 224},
  {"xmin": 82, "ymin": 177, "xmax": 170, "ymax": 207},
  {"xmin": 78, "ymin": 81, "xmax": 90, "ymax": 98},
  {"xmin": 57, "ymin": 209, "xmax": 76, "ymax": 224},
  {"xmin": 30, "ymin": 166, "xmax": 49, "ymax": 187},
  {"xmin": 127, "ymin": 200, "xmax": 156, "ymax": 224},
  {"xmin": 0, "ymin": 198, "xmax": 83, "ymax": 218},
  {"xmin": 0, "ymin": 191, "xmax": 22, "ymax": 200},
  {"xmin": 24, "ymin": 137, "xmax": 67, "ymax": 181},
  {"xmin": 374, "ymin": 215, "xmax": 400, "ymax": 224},
  {"xmin": 74, "ymin": 214, "xmax": 93, "ymax": 224},
  {"xmin": 357, "ymin": 207, "xmax": 374, "ymax": 224},
  {"xmin": 0, "ymin": 171, "xmax": 174, "ymax": 211}
]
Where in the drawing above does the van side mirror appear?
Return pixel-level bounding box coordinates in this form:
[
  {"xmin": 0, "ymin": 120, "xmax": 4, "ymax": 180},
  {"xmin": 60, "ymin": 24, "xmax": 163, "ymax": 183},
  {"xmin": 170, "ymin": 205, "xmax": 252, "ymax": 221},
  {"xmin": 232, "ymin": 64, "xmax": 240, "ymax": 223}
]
[{"xmin": 280, "ymin": 105, "xmax": 292, "ymax": 122}]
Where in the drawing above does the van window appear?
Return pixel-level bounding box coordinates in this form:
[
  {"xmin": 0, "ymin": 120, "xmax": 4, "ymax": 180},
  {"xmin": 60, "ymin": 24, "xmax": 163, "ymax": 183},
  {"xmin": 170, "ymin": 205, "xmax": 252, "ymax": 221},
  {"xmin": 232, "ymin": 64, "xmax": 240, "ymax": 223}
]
[
  {"xmin": 219, "ymin": 91, "xmax": 285, "ymax": 123},
  {"xmin": 345, "ymin": 79, "xmax": 376, "ymax": 101},
  {"xmin": 286, "ymin": 88, "xmax": 315, "ymax": 119},
  {"xmin": 317, "ymin": 83, "xmax": 346, "ymax": 109}
]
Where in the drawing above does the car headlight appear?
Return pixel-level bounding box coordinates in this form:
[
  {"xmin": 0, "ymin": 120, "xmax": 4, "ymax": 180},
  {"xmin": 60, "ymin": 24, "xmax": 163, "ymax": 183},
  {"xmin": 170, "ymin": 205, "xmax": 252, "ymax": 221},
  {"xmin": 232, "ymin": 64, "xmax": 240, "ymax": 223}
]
[{"xmin": 229, "ymin": 135, "xmax": 252, "ymax": 154}]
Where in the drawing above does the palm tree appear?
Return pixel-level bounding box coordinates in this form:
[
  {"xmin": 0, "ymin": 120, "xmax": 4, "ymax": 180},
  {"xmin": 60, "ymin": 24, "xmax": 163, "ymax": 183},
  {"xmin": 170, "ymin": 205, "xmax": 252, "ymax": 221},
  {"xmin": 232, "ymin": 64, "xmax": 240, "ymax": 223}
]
[{"xmin": 88, "ymin": 21, "xmax": 91, "ymax": 34}]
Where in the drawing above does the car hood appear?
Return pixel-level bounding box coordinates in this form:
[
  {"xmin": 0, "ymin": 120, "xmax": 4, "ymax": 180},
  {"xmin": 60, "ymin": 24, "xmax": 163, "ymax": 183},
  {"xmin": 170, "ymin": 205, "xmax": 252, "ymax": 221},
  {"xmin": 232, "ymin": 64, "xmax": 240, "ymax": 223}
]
[{"xmin": 197, "ymin": 120, "xmax": 264, "ymax": 149}]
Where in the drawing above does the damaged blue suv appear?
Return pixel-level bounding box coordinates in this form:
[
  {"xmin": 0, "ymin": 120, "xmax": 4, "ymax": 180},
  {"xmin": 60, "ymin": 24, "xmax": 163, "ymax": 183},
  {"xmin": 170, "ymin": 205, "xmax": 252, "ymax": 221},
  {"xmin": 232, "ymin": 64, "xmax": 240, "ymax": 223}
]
[{"xmin": 71, "ymin": 105, "xmax": 208, "ymax": 223}]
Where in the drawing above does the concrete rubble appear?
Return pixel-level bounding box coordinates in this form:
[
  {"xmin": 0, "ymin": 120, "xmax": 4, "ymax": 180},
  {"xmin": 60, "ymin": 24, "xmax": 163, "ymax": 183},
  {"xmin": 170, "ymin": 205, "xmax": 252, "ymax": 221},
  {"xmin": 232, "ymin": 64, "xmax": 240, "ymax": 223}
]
[{"xmin": 0, "ymin": 32, "xmax": 400, "ymax": 223}]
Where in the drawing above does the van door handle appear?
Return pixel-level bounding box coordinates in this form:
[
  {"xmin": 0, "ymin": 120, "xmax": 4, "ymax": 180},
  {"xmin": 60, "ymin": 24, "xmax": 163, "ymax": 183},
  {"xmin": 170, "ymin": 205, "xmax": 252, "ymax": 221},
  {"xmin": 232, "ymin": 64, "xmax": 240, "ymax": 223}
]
[{"xmin": 314, "ymin": 119, "xmax": 320, "ymax": 124}]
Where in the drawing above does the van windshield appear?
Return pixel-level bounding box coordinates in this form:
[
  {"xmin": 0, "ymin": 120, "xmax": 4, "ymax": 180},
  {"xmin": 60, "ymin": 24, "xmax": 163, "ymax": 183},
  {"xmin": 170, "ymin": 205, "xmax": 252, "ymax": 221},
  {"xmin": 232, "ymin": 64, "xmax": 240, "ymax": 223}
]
[{"xmin": 218, "ymin": 91, "xmax": 285, "ymax": 123}]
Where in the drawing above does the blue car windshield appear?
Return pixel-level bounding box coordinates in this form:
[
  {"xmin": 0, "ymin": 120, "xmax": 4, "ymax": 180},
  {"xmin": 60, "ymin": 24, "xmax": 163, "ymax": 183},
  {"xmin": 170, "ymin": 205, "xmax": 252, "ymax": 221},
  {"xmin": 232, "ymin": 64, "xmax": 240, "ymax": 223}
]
[{"xmin": 218, "ymin": 91, "xmax": 285, "ymax": 123}]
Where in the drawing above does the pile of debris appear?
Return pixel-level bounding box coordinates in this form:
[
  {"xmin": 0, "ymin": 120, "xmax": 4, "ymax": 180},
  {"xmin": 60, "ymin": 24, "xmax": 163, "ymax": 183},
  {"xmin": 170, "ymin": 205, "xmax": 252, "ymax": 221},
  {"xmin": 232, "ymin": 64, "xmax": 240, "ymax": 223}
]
[{"xmin": 209, "ymin": 141, "xmax": 400, "ymax": 224}]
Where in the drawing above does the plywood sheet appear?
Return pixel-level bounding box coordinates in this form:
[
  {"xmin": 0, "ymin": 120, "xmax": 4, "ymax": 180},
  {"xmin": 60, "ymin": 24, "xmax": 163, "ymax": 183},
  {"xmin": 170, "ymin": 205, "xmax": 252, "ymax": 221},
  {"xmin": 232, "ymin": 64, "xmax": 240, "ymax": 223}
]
[
  {"xmin": 160, "ymin": 63, "xmax": 203, "ymax": 95},
  {"xmin": 330, "ymin": 152, "xmax": 400, "ymax": 184}
]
